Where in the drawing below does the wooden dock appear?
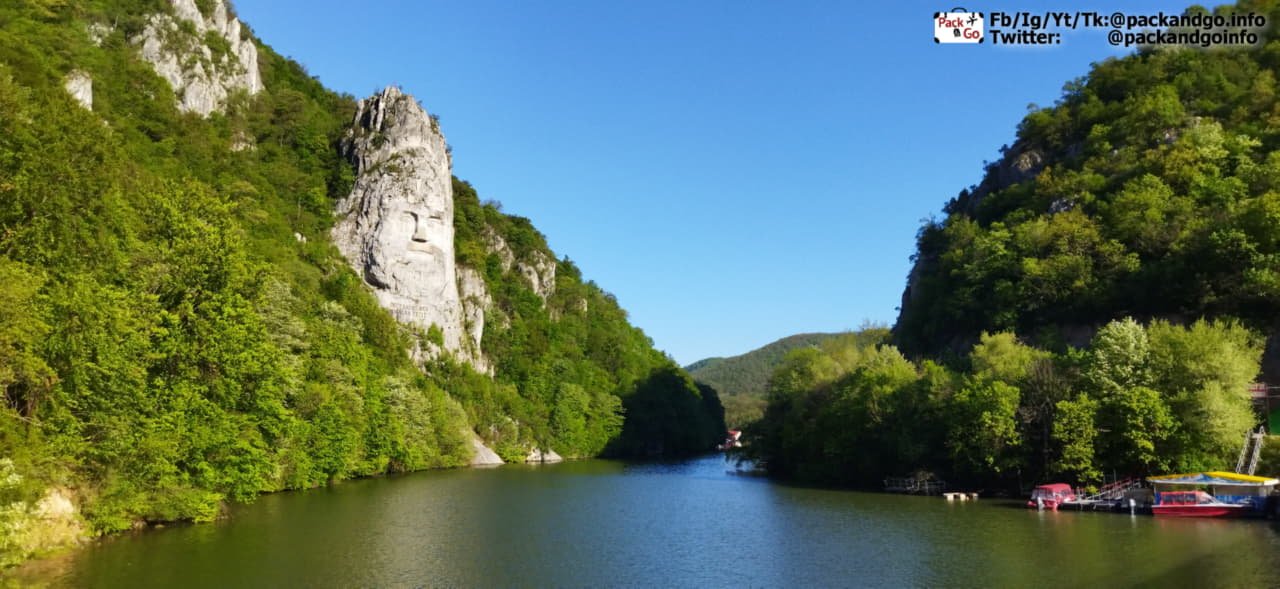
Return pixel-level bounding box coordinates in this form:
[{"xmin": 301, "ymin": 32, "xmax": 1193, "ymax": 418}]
[
  {"xmin": 1060, "ymin": 498, "xmax": 1118, "ymax": 511},
  {"xmin": 883, "ymin": 477, "xmax": 946, "ymax": 495}
]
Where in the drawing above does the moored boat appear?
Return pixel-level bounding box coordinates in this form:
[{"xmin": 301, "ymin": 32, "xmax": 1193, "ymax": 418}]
[
  {"xmin": 1027, "ymin": 483, "xmax": 1075, "ymax": 510},
  {"xmin": 1150, "ymin": 490, "xmax": 1253, "ymax": 517},
  {"xmin": 1147, "ymin": 471, "xmax": 1279, "ymax": 518}
]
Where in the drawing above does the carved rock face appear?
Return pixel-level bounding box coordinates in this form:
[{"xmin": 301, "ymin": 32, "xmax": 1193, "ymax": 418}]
[
  {"xmin": 332, "ymin": 87, "xmax": 482, "ymax": 365},
  {"xmin": 332, "ymin": 87, "xmax": 561, "ymax": 373}
]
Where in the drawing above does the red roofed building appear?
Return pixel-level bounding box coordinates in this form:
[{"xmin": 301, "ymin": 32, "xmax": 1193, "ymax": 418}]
[{"xmin": 719, "ymin": 430, "xmax": 742, "ymax": 450}]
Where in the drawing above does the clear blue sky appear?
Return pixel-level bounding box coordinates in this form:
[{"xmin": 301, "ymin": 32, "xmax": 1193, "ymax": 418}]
[{"xmin": 235, "ymin": 0, "xmax": 1191, "ymax": 365}]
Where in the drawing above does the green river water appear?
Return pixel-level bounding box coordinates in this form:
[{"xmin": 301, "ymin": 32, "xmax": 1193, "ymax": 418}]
[{"xmin": 10, "ymin": 455, "xmax": 1280, "ymax": 587}]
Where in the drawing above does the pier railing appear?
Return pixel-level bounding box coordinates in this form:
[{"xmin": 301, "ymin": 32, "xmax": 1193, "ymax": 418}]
[{"xmin": 1081, "ymin": 477, "xmax": 1142, "ymax": 501}]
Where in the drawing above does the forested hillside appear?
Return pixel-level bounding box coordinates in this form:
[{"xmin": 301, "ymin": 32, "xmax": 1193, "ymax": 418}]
[
  {"xmin": 747, "ymin": 0, "xmax": 1280, "ymax": 490},
  {"xmin": 686, "ymin": 332, "xmax": 842, "ymax": 427},
  {"xmin": 0, "ymin": 0, "xmax": 722, "ymax": 564},
  {"xmin": 896, "ymin": 1, "xmax": 1280, "ymax": 366}
]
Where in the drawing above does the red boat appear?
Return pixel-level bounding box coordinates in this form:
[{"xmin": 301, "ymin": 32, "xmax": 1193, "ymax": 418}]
[
  {"xmin": 1147, "ymin": 471, "xmax": 1279, "ymax": 518},
  {"xmin": 1151, "ymin": 490, "xmax": 1253, "ymax": 518},
  {"xmin": 1027, "ymin": 483, "xmax": 1075, "ymax": 510}
]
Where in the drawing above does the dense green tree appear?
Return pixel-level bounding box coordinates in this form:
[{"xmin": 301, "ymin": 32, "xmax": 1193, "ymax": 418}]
[
  {"xmin": 970, "ymin": 332, "xmax": 1047, "ymax": 384},
  {"xmin": 1052, "ymin": 393, "xmax": 1101, "ymax": 483},
  {"xmin": 948, "ymin": 379, "xmax": 1023, "ymax": 476},
  {"xmin": 0, "ymin": 261, "xmax": 55, "ymax": 418},
  {"xmin": 1080, "ymin": 318, "xmax": 1175, "ymax": 472},
  {"xmin": 1084, "ymin": 318, "xmax": 1151, "ymax": 394},
  {"xmin": 612, "ymin": 364, "xmax": 724, "ymax": 457},
  {"xmin": 747, "ymin": 319, "xmax": 1265, "ymax": 490},
  {"xmin": 1148, "ymin": 319, "xmax": 1262, "ymax": 470}
]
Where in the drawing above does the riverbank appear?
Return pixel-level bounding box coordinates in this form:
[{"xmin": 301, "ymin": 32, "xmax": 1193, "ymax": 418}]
[
  {"xmin": 0, "ymin": 434, "xmax": 544, "ymax": 571},
  {"xmin": 0, "ymin": 483, "xmax": 84, "ymax": 569},
  {"xmin": 12, "ymin": 455, "xmax": 1280, "ymax": 587}
]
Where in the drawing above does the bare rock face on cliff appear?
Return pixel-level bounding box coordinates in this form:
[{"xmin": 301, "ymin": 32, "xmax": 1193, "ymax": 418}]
[
  {"xmin": 456, "ymin": 266, "xmax": 493, "ymax": 369},
  {"xmin": 483, "ymin": 228, "xmax": 557, "ymax": 301},
  {"xmin": 332, "ymin": 87, "xmax": 488, "ymax": 368},
  {"xmin": 63, "ymin": 70, "xmax": 92, "ymax": 110},
  {"xmin": 136, "ymin": 0, "xmax": 262, "ymax": 116}
]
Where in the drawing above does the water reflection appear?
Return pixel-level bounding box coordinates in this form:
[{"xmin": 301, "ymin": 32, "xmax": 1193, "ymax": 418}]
[{"xmin": 9, "ymin": 456, "xmax": 1280, "ymax": 587}]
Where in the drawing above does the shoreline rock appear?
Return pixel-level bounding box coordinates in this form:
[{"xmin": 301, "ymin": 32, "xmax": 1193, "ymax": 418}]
[
  {"xmin": 525, "ymin": 448, "xmax": 564, "ymax": 463},
  {"xmin": 468, "ymin": 435, "xmax": 504, "ymax": 467}
]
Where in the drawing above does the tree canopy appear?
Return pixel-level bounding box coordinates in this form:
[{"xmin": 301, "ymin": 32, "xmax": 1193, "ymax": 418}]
[{"xmin": 744, "ymin": 320, "xmax": 1264, "ymax": 489}]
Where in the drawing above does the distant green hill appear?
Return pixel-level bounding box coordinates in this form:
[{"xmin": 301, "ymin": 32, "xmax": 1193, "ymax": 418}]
[{"xmin": 686, "ymin": 333, "xmax": 844, "ymax": 427}]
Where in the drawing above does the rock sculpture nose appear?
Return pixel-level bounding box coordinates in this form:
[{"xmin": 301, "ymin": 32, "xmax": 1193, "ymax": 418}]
[{"xmin": 410, "ymin": 211, "xmax": 430, "ymax": 242}]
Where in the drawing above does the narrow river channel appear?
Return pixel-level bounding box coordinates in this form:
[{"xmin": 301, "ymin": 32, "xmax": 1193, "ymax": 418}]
[{"xmin": 12, "ymin": 454, "xmax": 1280, "ymax": 587}]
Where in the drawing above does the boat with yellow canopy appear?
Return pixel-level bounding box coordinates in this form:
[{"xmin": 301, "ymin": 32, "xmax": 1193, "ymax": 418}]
[{"xmin": 1147, "ymin": 471, "xmax": 1278, "ymax": 517}]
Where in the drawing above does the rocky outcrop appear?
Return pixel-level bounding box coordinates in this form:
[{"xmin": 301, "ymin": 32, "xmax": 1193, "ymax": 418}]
[
  {"xmin": 0, "ymin": 458, "xmax": 84, "ymax": 567},
  {"xmin": 482, "ymin": 228, "xmax": 557, "ymax": 301},
  {"xmin": 989, "ymin": 146, "xmax": 1044, "ymax": 194},
  {"xmin": 87, "ymin": 23, "xmax": 111, "ymax": 46},
  {"xmin": 469, "ymin": 435, "xmax": 503, "ymax": 466},
  {"xmin": 333, "ymin": 87, "xmax": 490, "ymax": 368},
  {"xmin": 518, "ymin": 254, "xmax": 556, "ymax": 302},
  {"xmin": 456, "ymin": 267, "xmax": 493, "ymax": 373},
  {"xmin": 29, "ymin": 489, "xmax": 84, "ymax": 550},
  {"xmin": 525, "ymin": 448, "xmax": 563, "ymax": 463},
  {"xmin": 230, "ymin": 129, "xmax": 254, "ymax": 152},
  {"xmin": 136, "ymin": 0, "xmax": 262, "ymax": 116},
  {"xmin": 483, "ymin": 229, "xmax": 515, "ymax": 271},
  {"xmin": 63, "ymin": 70, "xmax": 92, "ymax": 110}
]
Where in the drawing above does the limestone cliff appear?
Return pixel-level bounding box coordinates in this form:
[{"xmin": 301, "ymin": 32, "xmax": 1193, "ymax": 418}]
[
  {"xmin": 332, "ymin": 87, "xmax": 489, "ymax": 369},
  {"xmin": 63, "ymin": 70, "xmax": 92, "ymax": 110},
  {"xmin": 483, "ymin": 228, "xmax": 557, "ymax": 301},
  {"xmin": 457, "ymin": 266, "xmax": 493, "ymax": 367},
  {"xmin": 332, "ymin": 86, "xmax": 565, "ymax": 374},
  {"xmin": 136, "ymin": 0, "xmax": 262, "ymax": 116},
  {"xmin": 468, "ymin": 435, "xmax": 504, "ymax": 466}
]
